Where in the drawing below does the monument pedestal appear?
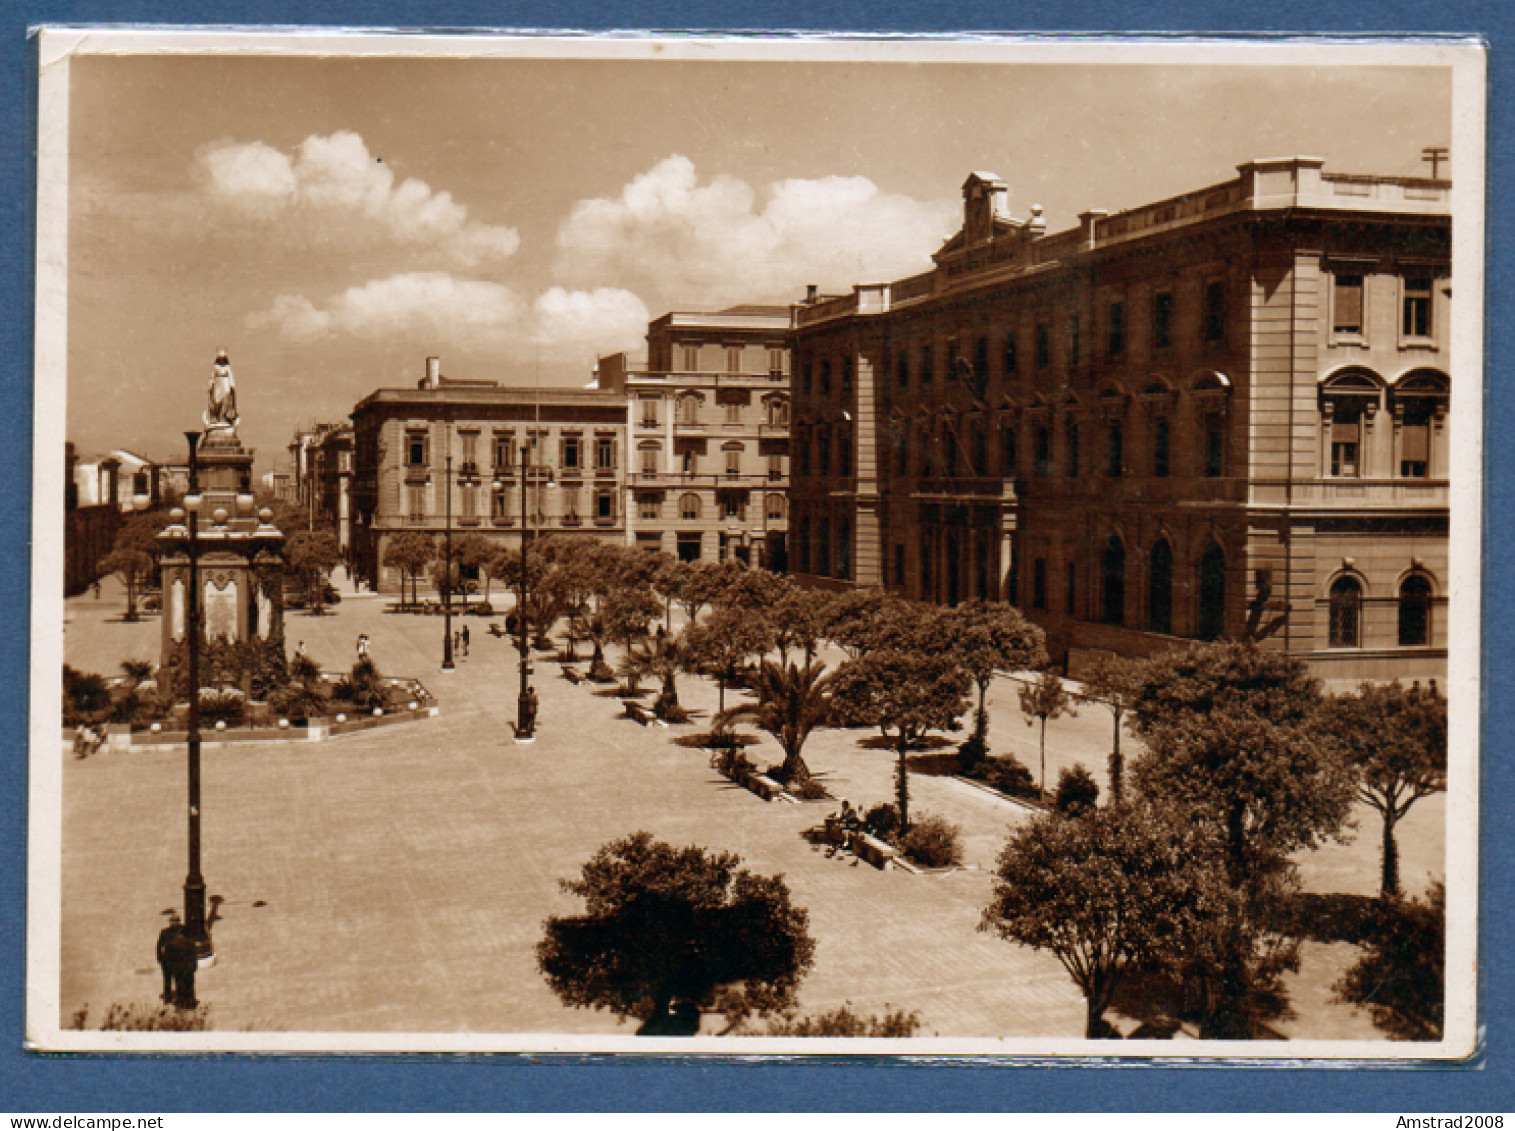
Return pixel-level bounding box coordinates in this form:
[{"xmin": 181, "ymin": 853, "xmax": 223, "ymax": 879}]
[{"xmin": 159, "ymin": 429, "xmax": 286, "ymax": 671}]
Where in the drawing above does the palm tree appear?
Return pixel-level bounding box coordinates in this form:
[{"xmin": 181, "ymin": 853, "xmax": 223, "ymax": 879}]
[{"xmin": 715, "ymin": 659, "xmax": 837, "ymax": 786}]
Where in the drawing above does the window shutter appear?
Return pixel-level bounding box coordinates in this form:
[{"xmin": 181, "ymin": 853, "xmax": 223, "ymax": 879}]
[
  {"xmin": 1334, "ymin": 276, "xmax": 1363, "ymax": 331},
  {"xmin": 1333, "ymin": 414, "xmax": 1359, "ymax": 443},
  {"xmin": 1401, "ymin": 421, "xmax": 1430, "ymax": 461}
]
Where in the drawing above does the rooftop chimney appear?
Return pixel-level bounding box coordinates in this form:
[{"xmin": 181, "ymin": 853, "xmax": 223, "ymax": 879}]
[
  {"xmin": 423, "ymin": 356, "xmax": 441, "ymax": 389},
  {"xmin": 805, "ymin": 284, "xmax": 818, "ymax": 303}
]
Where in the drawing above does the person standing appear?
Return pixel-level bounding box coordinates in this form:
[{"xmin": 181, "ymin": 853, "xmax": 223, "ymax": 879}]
[
  {"xmin": 526, "ymin": 685, "xmax": 539, "ymax": 732},
  {"xmin": 356, "ymin": 634, "xmax": 369, "ymax": 662},
  {"xmin": 461, "ymin": 624, "xmax": 470, "ymax": 657},
  {"xmin": 165, "ymin": 923, "xmax": 199, "ymax": 1009},
  {"xmin": 156, "ymin": 912, "xmax": 182, "ymax": 1004}
]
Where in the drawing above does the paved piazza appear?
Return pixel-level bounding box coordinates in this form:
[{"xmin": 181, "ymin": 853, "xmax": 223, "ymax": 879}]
[{"xmin": 56, "ymin": 575, "xmax": 1444, "ymax": 1041}]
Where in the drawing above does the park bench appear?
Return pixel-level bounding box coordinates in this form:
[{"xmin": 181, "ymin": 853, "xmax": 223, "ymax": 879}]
[
  {"xmin": 853, "ymin": 833, "xmax": 898, "ymax": 869},
  {"xmin": 744, "ymin": 773, "xmax": 784, "ymax": 802},
  {"xmin": 561, "ymin": 666, "xmax": 584, "ymax": 684},
  {"xmin": 623, "ymin": 701, "xmax": 653, "ymax": 725}
]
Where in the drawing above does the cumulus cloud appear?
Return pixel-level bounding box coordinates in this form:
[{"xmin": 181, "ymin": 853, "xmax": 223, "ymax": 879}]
[
  {"xmin": 553, "ymin": 155, "xmax": 956, "ymax": 305},
  {"xmin": 248, "ymin": 274, "xmax": 647, "ymax": 360},
  {"xmin": 198, "ymin": 131, "xmax": 520, "ymax": 267}
]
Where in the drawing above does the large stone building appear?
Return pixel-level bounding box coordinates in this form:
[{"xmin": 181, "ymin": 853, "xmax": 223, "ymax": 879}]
[
  {"xmin": 597, "ymin": 307, "xmax": 791, "ymax": 568},
  {"xmin": 349, "ymin": 360, "xmax": 628, "ymax": 594},
  {"xmin": 287, "ymin": 420, "xmax": 355, "ymax": 556},
  {"xmin": 788, "ymin": 159, "xmax": 1451, "ymax": 683}
]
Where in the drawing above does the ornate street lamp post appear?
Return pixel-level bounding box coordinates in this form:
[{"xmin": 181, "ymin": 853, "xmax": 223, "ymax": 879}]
[
  {"xmin": 181, "ymin": 430, "xmax": 211, "ymax": 960},
  {"xmin": 516, "ymin": 446, "xmax": 534, "ymax": 740},
  {"xmin": 441, "ymin": 453, "xmax": 455, "ymax": 672}
]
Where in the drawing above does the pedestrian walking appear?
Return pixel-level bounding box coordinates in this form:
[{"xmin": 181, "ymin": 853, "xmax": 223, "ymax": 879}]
[
  {"xmin": 461, "ymin": 624, "xmax": 470, "ymax": 656},
  {"xmin": 356, "ymin": 634, "xmax": 369, "ymax": 662},
  {"xmin": 165, "ymin": 925, "xmax": 199, "ymax": 1009},
  {"xmin": 92, "ymin": 579, "xmax": 102, "ymax": 600},
  {"xmin": 156, "ymin": 911, "xmax": 182, "ymax": 1003}
]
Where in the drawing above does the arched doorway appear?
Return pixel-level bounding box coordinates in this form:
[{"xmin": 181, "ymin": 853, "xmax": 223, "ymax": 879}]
[
  {"xmin": 1148, "ymin": 539, "xmax": 1173, "ymax": 635},
  {"xmin": 1198, "ymin": 542, "xmax": 1226, "ymax": 641},
  {"xmin": 1102, "ymin": 536, "xmax": 1126, "ymax": 626}
]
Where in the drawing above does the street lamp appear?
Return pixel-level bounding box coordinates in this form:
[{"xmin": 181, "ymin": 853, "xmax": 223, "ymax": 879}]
[
  {"xmin": 510, "ymin": 445, "xmax": 556, "ymax": 742},
  {"xmin": 441, "ymin": 453, "xmax": 455, "ymax": 672},
  {"xmin": 181, "ymin": 430, "xmax": 211, "ymax": 960}
]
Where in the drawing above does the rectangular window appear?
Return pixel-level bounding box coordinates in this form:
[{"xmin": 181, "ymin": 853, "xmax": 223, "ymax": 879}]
[
  {"xmin": 1003, "ymin": 331, "xmax": 1018, "ymax": 378},
  {"xmin": 1068, "ymin": 315, "xmax": 1082, "ymax": 366},
  {"xmin": 839, "ymin": 429, "xmax": 852, "ymax": 476},
  {"xmin": 491, "ymin": 484, "xmax": 511, "ymax": 521},
  {"xmin": 460, "ymin": 432, "xmax": 478, "ymax": 471},
  {"xmin": 768, "ymin": 348, "xmax": 785, "ymax": 376},
  {"xmin": 640, "ymin": 446, "xmax": 659, "ymax": 476},
  {"xmin": 1333, "ymin": 274, "xmax": 1364, "ymax": 336},
  {"xmin": 1203, "ymin": 280, "xmax": 1226, "ymax": 343},
  {"xmin": 921, "ymin": 346, "xmax": 934, "ymax": 386},
  {"xmin": 561, "ymin": 486, "xmax": 580, "ymax": 521},
  {"xmin": 724, "ymin": 400, "xmax": 742, "ymax": 425},
  {"xmin": 768, "ymin": 453, "xmax": 784, "ymax": 481},
  {"xmin": 596, "ymin": 436, "xmax": 615, "ymax": 471},
  {"xmin": 682, "ymin": 448, "xmax": 699, "ymax": 476},
  {"xmin": 561, "ymin": 435, "xmax": 581, "ymax": 470},
  {"xmin": 896, "ymin": 352, "xmax": 910, "ymax": 389},
  {"xmin": 1404, "ymin": 277, "xmax": 1433, "ymax": 338},
  {"xmin": 1331, "ymin": 409, "xmax": 1360, "ymax": 477},
  {"xmin": 681, "ymin": 345, "xmax": 699, "ymax": 372},
  {"xmin": 1032, "ymin": 558, "xmax": 1047, "ymax": 610},
  {"xmin": 407, "ymin": 432, "xmax": 428, "ymax": 468},
  {"xmin": 894, "ymin": 544, "xmax": 906, "ymax": 587},
  {"xmin": 1108, "ymin": 301, "xmax": 1125, "ymax": 356},
  {"xmin": 1000, "ymin": 424, "xmax": 1017, "ymax": 477},
  {"xmin": 842, "ymin": 358, "xmax": 853, "ymax": 393},
  {"xmin": 1400, "ymin": 404, "xmax": 1431, "ymax": 478},
  {"xmin": 639, "ymin": 493, "xmax": 660, "ymax": 520},
  {"xmin": 597, "ymin": 491, "xmax": 615, "ymax": 521},
  {"xmin": 974, "ymin": 337, "xmax": 990, "ymax": 384},
  {"xmin": 1153, "ymin": 291, "xmax": 1173, "ymax": 350},
  {"xmin": 1206, "ymin": 416, "xmax": 1226, "ymax": 478},
  {"xmin": 1107, "ymin": 422, "xmax": 1123, "ymax": 477},
  {"xmin": 407, "ymin": 484, "xmax": 425, "ymax": 523},
  {"xmin": 1066, "ymin": 561, "xmax": 1077, "ymax": 615},
  {"xmin": 820, "ymin": 360, "xmax": 832, "ymax": 394},
  {"xmin": 817, "ymin": 434, "xmax": 830, "ymax": 476},
  {"xmin": 1035, "ymin": 322, "xmax": 1051, "ymax": 368},
  {"xmin": 726, "ymin": 345, "xmax": 741, "ymax": 373},
  {"xmin": 971, "ymin": 424, "xmax": 987, "ymax": 477},
  {"xmin": 1034, "ymin": 426, "xmax": 1051, "ymax": 477},
  {"xmin": 725, "ymin": 448, "xmax": 742, "ymax": 477},
  {"xmin": 493, "ymin": 433, "xmax": 513, "ymax": 471},
  {"xmin": 1153, "ymin": 417, "xmax": 1171, "ymax": 477},
  {"xmin": 640, "ymin": 397, "xmax": 660, "ymax": 427},
  {"xmin": 722, "ymin": 493, "xmax": 745, "ymax": 521},
  {"xmin": 767, "ymin": 493, "xmax": 785, "ymax": 520},
  {"xmin": 1066, "ymin": 423, "xmax": 1081, "ymax": 478}
]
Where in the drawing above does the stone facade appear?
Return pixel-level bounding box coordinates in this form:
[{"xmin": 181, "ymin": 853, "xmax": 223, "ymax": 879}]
[
  {"xmin": 788, "ymin": 160, "xmax": 1451, "ymax": 684},
  {"xmin": 349, "ymin": 373, "xmax": 628, "ymax": 595},
  {"xmin": 597, "ymin": 307, "xmax": 791, "ymax": 568}
]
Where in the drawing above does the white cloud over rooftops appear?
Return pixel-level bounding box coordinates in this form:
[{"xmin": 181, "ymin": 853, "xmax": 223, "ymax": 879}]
[
  {"xmin": 198, "ymin": 130, "xmax": 521, "ymax": 268},
  {"xmin": 552, "ymin": 155, "xmax": 955, "ymax": 306}
]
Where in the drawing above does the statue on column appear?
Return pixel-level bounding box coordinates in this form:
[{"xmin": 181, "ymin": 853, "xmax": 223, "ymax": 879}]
[{"xmin": 205, "ymin": 349, "xmax": 239, "ymax": 431}]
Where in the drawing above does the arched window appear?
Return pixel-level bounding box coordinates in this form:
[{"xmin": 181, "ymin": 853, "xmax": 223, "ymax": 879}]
[
  {"xmin": 679, "ymin": 493, "xmax": 701, "ymax": 521},
  {"xmin": 1147, "ymin": 539, "xmax": 1173, "ymax": 635},
  {"xmin": 1198, "ymin": 542, "xmax": 1226, "ymax": 641},
  {"xmin": 1399, "ymin": 574, "xmax": 1433, "ymax": 647},
  {"xmin": 1329, "ymin": 575, "xmax": 1362, "ymax": 648},
  {"xmin": 1102, "ymin": 536, "xmax": 1126, "ymax": 626}
]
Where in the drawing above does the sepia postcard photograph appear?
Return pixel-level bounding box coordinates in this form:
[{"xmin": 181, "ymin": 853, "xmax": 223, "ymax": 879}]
[{"xmin": 27, "ymin": 29, "xmax": 1485, "ymax": 1059}]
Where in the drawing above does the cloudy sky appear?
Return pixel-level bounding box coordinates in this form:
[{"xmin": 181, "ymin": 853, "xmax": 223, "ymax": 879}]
[{"xmin": 63, "ymin": 45, "xmax": 1451, "ymax": 472}]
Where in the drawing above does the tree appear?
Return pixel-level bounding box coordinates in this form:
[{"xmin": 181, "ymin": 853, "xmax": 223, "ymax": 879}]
[
  {"xmin": 946, "ymin": 601, "xmax": 1047, "ymax": 769},
  {"xmin": 286, "ymin": 530, "xmax": 342, "ymax": 614},
  {"xmin": 1018, "ymin": 667, "xmax": 1076, "ymax": 798},
  {"xmin": 1128, "ymin": 641, "xmax": 1355, "ymax": 882},
  {"xmin": 824, "ymin": 589, "xmax": 926, "ymax": 660},
  {"xmin": 716, "ymin": 659, "xmax": 837, "ymax": 786},
  {"xmin": 682, "ymin": 606, "xmax": 775, "ymax": 717},
  {"xmin": 536, "ymin": 832, "xmax": 816, "ymax": 1034},
  {"xmin": 1322, "ymin": 681, "xmax": 1447, "ymax": 899},
  {"xmin": 980, "ymin": 802, "xmax": 1201, "ymax": 1038},
  {"xmin": 633, "ymin": 632, "xmax": 688, "ymax": 721},
  {"xmin": 449, "ymin": 532, "xmax": 496, "ymax": 608},
  {"xmin": 830, "ymin": 649, "xmax": 970, "ymax": 831},
  {"xmin": 673, "ymin": 560, "xmax": 732, "ymax": 627},
  {"xmin": 705, "ymin": 560, "xmax": 787, "ymax": 614},
  {"xmin": 1334, "ymin": 882, "xmax": 1445, "ymax": 1040},
  {"xmin": 1076, "ymin": 653, "xmax": 1145, "ymax": 804},
  {"xmin": 382, "ymin": 531, "xmax": 435, "ymax": 609},
  {"xmin": 1054, "ymin": 764, "xmax": 1100, "ymax": 815},
  {"xmin": 603, "ymin": 584, "xmax": 664, "ymax": 695},
  {"xmin": 765, "ymin": 583, "xmax": 834, "ymax": 665},
  {"xmin": 99, "ymin": 547, "xmax": 154, "ymax": 622}
]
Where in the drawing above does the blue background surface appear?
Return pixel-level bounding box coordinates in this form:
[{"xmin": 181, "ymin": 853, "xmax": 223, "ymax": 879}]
[{"xmin": 2, "ymin": 2, "xmax": 1508, "ymax": 1112}]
